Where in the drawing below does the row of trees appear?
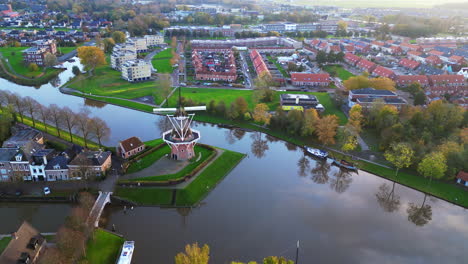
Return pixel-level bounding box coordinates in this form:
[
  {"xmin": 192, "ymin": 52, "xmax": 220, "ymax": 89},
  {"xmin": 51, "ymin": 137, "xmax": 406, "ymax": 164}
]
[
  {"xmin": 316, "ymin": 51, "xmax": 345, "ymax": 65},
  {"xmin": 175, "ymin": 243, "xmax": 293, "ymax": 264},
  {"xmin": 39, "ymin": 192, "xmax": 95, "ymax": 264},
  {"xmin": 343, "ymin": 74, "xmax": 396, "ymax": 91},
  {"xmin": 0, "ymin": 91, "xmax": 111, "ymax": 148}
]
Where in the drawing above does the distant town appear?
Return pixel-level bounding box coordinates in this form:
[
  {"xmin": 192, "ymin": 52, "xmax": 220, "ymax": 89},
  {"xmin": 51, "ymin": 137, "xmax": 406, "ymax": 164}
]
[{"xmin": 0, "ymin": 0, "xmax": 466, "ymax": 263}]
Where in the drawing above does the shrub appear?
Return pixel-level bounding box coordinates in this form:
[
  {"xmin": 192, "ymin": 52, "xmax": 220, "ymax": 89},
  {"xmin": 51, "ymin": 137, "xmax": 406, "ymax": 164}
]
[{"xmin": 28, "ymin": 63, "xmax": 39, "ymax": 72}]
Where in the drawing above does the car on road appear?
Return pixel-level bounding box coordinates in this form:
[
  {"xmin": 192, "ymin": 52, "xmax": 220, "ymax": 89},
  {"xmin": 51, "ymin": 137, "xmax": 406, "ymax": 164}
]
[
  {"xmin": 15, "ymin": 190, "xmax": 22, "ymax": 196},
  {"xmin": 43, "ymin": 187, "xmax": 51, "ymax": 195}
]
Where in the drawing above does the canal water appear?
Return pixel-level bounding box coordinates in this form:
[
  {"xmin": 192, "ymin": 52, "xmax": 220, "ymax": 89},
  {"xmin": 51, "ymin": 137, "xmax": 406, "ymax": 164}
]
[{"xmin": 0, "ymin": 59, "xmax": 467, "ymax": 263}]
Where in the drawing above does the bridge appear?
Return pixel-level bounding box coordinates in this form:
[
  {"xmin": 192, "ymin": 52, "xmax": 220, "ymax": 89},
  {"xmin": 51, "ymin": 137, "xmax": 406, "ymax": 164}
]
[{"xmin": 88, "ymin": 191, "xmax": 112, "ymax": 227}]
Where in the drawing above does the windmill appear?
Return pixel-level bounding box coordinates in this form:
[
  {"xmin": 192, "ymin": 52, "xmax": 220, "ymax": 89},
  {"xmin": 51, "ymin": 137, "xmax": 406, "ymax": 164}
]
[{"xmin": 153, "ymin": 88, "xmax": 206, "ymax": 160}]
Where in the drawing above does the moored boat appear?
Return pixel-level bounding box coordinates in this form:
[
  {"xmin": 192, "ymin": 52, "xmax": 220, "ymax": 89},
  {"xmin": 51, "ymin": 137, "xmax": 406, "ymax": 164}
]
[
  {"xmin": 305, "ymin": 147, "xmax": 328, "ymax": 159},
  {"xmin": 331, "ymin": 159, "xmax": 358, "ymax": 171},
  {"xmin": 116, "ymin": 241, "xmax": 135, "ymax": 264}
]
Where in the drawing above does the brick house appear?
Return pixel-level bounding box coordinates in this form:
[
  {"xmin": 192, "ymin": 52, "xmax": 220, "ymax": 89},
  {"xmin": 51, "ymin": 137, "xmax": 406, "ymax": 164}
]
[
  {"xmin": 425, "ymin": 55, "xmax": 443, "ymax": 66},
  {"xmin": 399, "ymin": 58, "xmax": 420, "ymax": 70},
  {"xmin": 68, "ymin": 150, "xmax": 112, "ymax": 179},
  {"xmin": 348, "ymin": 88, "xmax": 406, "ymax": 109},
  {"xmin": 22, "ymin": 47, "xmax": 47, "ymax": 66},
  {"xmin": 428, "ymin": 74, "xmax": 466, "ymax": 87},
  {"xmin": 396, "ymin": 75, "xmax": 430, "ymax": 87},
  {"xmin": 291, "ymin": 73, "xmax": 330, "ymax": 86},
  {"xmin": 356, "ymin": 59, "xmax": 376, "ymax": 74},
  {"xmin": 117, "ymin": 136, "xmax": 145, "ymax": 159},
  {"xmin": 372, "ymin": 66, "xmax": 396, "ymax": 79},
  {"xmin": 344, "ymin": 53, "xmax": 361, "ymax": 66}
]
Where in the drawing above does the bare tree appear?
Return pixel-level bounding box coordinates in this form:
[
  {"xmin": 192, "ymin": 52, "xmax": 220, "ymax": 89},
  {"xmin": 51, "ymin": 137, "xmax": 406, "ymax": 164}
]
[
  {"xmin": 55, "ymin": 227, "xmax": 86, "ymax": 262},
  {"xmin": 37, "ymin": 104, "xmax": 49, "ymax": 133},
  {"xmin": 60, "ymin": 107, "xmax": 78, "ymax": 143},
  {"xmin": 48, "ymin": 104, "xmax": 64, "ymax": 138},
  {"xmin": 311, "ymin": 160, "xmax": 331, "ymax": 184},
  {"xmin": 0, "ymin": 90, "xmax": 9, "ymax": 109},
  {"xmin": 38, "ymin": 247, "xmax": 65, "ymax": 264},
  {"xmin": 154, "ymin": 73, "xmax": 173, "ymax": 106},
  {"xmin": 89, "ymin": 117, "xmax": 110, "ymax": 148},
  {"xmin": 250, "ymin": 132, "xmax": 269, "ymax": 159},
  {"xmin": 22, "ymin": 97, "xmax": 39, "ymax": 128},
  {"xmin": 75, "ymin": 108, "xmax": 92, "ymax": 148},
  {"xmin": 297, "ymin": 155, "xmax": 310, "ymax": 177},
  {"xmin": 11, "ymin": 93, "xmax": 25, "ymax": 122},
  {"xmin": 329, "ymin": 169, "xmax": 353, "ymax": 194}
]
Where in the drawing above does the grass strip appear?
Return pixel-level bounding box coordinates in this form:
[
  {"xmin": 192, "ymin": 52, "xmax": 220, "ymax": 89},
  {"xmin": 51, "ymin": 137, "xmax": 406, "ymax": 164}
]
[
  {"xmin": 114, "ymin": 187, "xmax": 173, "ymax": 206},
  {"xmin": 84, "ymin": 229, "xmax": 124, "ymax": 264}
]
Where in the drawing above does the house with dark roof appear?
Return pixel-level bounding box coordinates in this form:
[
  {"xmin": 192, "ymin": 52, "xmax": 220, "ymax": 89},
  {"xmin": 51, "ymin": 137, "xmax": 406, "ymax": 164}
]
[
  {"xmin": 0, "ymin": 221, "xmax": 46, "ymax": 264},
  {"xmin": 44, "ymin": 155, "xmax": 69, "ymax": 181},
  {"xmin": 117, "ymin": 136, "xmax": 145, "ymax": 159},
  {"xmin": 418, "ymin": 65, "xmax": 444, "ymax": 75},
  {"xmin": 68, "ymin": 150, "xmax": 112, "ymax": 179},
  {"xmin": 2, "ymin": 128, "xmax": 43, "ymax": 148},
  {"xmin": 348, "ymin": 88, "xmax": 406, "ymax": 108}
]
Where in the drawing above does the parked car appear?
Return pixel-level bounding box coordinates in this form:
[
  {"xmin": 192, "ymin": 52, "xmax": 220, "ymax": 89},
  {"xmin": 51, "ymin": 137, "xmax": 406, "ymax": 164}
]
[
  {"xmin": 43, "ymin": 187, "xmax": 51, "ymax": 195},
  {"xmin": 15, "ymin": 190, "xmax": 23, "ymax": 196}
]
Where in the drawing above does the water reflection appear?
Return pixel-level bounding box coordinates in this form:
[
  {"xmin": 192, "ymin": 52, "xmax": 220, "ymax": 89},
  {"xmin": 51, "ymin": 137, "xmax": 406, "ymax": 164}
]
[
  {"xmin": 50, "ymin": 76, "xmax": 61, "ymax": 88},
  {"xmin": 329, "ymin": 169, "xmax": 353, "ymax": 194},
  {"xmin": 375, "ymin": 182, "xmax": 401, "ymax": 213},
  {"xmin": 84, "ymin": 98, "xmax": 107, "ymax": 108},
  {"xmin": 250, "ymin": 132, "xmax": 269, "ymax": 158},
  {"xmin": 310, "ymin": 160, "xmax": 331, "ymax": 184},
  {"xmin": 407, "ymin": 194, "xmax": 433, "ymax": 226},
  {"xmin": 297, "ymin": 155, "xmax": 310, "ymax": 177},
  {"xmin": 284, "ymin": 142, "xmax": 297, "ymax": 151}
]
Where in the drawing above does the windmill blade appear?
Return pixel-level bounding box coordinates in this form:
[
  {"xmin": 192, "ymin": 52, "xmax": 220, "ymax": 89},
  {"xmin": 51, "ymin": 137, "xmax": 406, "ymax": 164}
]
[
  {"xmin": 153, "ymin": 108, "xmax": 178, "ymax": 113},
  {"xmin": 184, "ymin": 106, "xmax": 207, "ymax": 111},
  {"xmin": 153, "ymin": 106, "xmax": 206, "ymax": 113}
]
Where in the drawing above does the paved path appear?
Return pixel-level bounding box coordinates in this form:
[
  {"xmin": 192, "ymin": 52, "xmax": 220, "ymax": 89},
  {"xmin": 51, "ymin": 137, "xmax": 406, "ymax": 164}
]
[
  {"xmin": 122, "ymin": 156, "xmax": 189, "ymax": 180},
  {"xmin": 357, "ymin": 135, "xmax": 370, "ymax": 151}
]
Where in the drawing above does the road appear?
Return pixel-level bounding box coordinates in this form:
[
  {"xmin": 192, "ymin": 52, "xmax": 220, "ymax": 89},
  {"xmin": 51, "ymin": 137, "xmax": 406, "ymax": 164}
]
[{"xmin": 239, "ymin": 51, "xmax": 253, "ymax": 89}]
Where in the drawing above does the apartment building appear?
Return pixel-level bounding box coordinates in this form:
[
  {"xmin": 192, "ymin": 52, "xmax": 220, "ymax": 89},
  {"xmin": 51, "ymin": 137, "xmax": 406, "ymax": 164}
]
[
  {"xmin": 111, "ymin": 49, "xmax": 137, "ymax": 70},
  {"xmin": 121, "ymin": 59, "xmax": 152, "ymax": 82},
  {"xmin": 144, "ymin": 34, "xmax": 164, "ymax": 46},
  {"xmin": 128, "ymin": 37, "xmax": 148, "ymax": 53}
]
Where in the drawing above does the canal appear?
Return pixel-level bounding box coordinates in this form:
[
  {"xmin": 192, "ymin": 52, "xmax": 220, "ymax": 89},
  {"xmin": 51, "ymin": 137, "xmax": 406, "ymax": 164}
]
[{"xmin": 0, "ymin": 59, "xmax": 467, "ymax": 263}]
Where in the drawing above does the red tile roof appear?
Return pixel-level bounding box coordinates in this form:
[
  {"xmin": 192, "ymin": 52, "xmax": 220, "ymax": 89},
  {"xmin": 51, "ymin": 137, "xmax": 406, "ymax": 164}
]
[
  {"xmin": 428, "ymin": 50, "xmax": 444, "ymax": 56},
  {"xmin": 373, "ymin": 66, "xmax": 395, "ymax": 78},
  {"xmin": 408, "ymin": 51, "xmax": 423, "ymax": 57},
  {"xmin": 291, "ymin": 73, "xmax": 330, "ymax": 83},
  {"xmin": 458, "ymin": 171, "xmax": 468, "ymax": 181},
  {"xmin": 344, "ymin": 53, "xmax": 361, "ymax": 64},
  {"xmin": 396, "ymin": 75, "xmax": 429, "ymax": 86},
  {"xmin": 356, "ymin": 59, "xmax": 376, "ymax": 72},
  {"xmin": 425, "ymin": 55, "xmax": 442, "ymax": 65},
  {"xmin": 428, "ymin": 75, "xmax": 465, "ymax": 85},
  {"xmin": 330, "ymin": 45, "xmax": 341, "ymax": 52},
  {"xmin": 399, "ymin": 58, "xmax": 420, "ymax": 69},
  {"xmin": 120, "ymin": 136, "xmax": 144, "ymax": 153},
  {"xmin": 449, "ymin": 55, "xmax": 465, "ymax": 63}
]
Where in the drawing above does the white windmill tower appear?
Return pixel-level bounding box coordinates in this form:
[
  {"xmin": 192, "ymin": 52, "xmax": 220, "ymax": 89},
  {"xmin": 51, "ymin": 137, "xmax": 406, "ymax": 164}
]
[{"xmin": 153, "ymin": 89, "xmax": 206, "ymax": 160}]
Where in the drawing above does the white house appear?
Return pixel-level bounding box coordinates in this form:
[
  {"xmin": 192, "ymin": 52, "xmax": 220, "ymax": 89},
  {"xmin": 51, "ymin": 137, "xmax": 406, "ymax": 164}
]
[{"xmin": 121, "ymin": 59, "xmax": 152, "ymax": 82}]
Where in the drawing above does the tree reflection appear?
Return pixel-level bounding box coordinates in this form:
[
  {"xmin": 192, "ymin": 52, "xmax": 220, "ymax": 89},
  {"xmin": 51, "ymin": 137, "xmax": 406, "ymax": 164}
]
[
  {"xmin": 84, "ymin": 98, "xmax": 107, "ymax": 108},
  {"xmin": 224, "ymin": 129, "xmax": 236, "ymax": 144},
  {"xmin": 250, "ymin": 132, "xmax": 269, "ymax": 158},
  {"xmin": 297, "ymin": 155, "xmax": 310, "ymax": 177},
  {"xmin": 407, "ymin": 194, "xmax": 432, "ymax": 226},
  {"xmin": 375, "ymin": 182, "xmax": 401, "ymax": 213},
  {"xmin": 329, "ymin": 169, "xmax": 353, "ymax": 193},
  {"xmin": 233, "ymin": 129, "xmax": 246, "ymax": 141},
  {"xmin": 50, "ymin": 76, "xmax": 61, "ymax": 87},
  {"xmin": 311, "ymin": 160, "xmax": 330, "ymax": 184},
  {"xmin": 284, "ymin": 142, "xmax": 297, "ymax": 151},
  {"xmin": 156, "ymin": 116, "xmax": 172, "ymax": 132},
  {"xmin": 265, "ymin": 134, "xmax": 279, "ymax": 143}
]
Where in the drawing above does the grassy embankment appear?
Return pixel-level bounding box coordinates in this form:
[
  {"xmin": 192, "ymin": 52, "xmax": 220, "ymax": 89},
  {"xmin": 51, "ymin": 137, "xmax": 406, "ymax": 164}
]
[
  {"xmin": 115, "ymin": 149, "xmax": 245, "ymax": 206},
  {"xmin": 0, "ymin": 47, "xmax": 61, "ymax": 78},
  {"xmin": 84, "ymin": 229, "xmax": 124, "ymax": 264},
  {"xmin": 0, "ymin": 108, "xmax": 101, "ymax": 150},
  {"xmin": 322, "ymin": 65, "xmax": 355, "ymax": 81},
  {"xmin": 152, "ymin": 48, "xmax": 174, "ymax": 73}
]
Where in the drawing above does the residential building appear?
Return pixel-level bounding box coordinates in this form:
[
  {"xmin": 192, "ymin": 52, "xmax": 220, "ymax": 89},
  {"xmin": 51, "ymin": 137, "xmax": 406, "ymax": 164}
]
[
  {"xmin": 117, "ymin": 136, "xmax": 145, "ymax": 159},
  {"xmin": 111, "ymin": 48, "xmax": 137, "ymax": 71},
  {"xmin": 144, "ymin": 34, "xmax": 164, "ymax": 46},
  {"xmin": 344, "ymin": 53, "xmax": 361, "ymax": 66},
  {"xmin": 356, "ymin": 58, "xmax": 376, "ymax": 73},
  {"xmin": 0, "ymin": 148, "xmax": 18, "ymax": 181},
  {"xmin": 399, "ymin": 58, "xmax": 420, "ymax": 70},
  {"xmin": 68, "ymin": 150, "xmax": 112, "ymax": 179},
  {"xmin": 0, "ymin": 221, "xmax": 46, "ymax": 264},
  {"xmin": 456, "ymin": 171, "xmax": 468, "ymax": 187},
  {"xmin": 2, "ymin": 129, "xmax": 43, "ymax": 148},
  {"xmin": 191, "ymin": 37, "xmax": 302, "ymax": 49},
  {"xmin": 192, "ymin": 49, "xmax": 237, "ymax": 82},
  {"xmin": 428, "ymin": 75, "xmax": 466, "ymax": 87},
  {"xmin": 396, "ymin": 75, "xmax": 429, "ymax": 87},
  {"xmin": 372, "ymin": 66, "xmax": 396, "ymax": 79},
  {"xmin": 29, "ymin": 149, "xmax": 54, "ymax": 181},
  {"xmin": 250, "ymin": 49, "xmax": 270, "ymax": 77},
  {"xmin": 128, "ymin": 38, "xmax": 148, "ymax": 53},
  {"xmin": 44, "ymin": 155, "xmax": 69, "ymax": 181},
  {"xmin": 121, "ymin": 60, "xmax": 152, "ymax": 82},
  {"xmin": 22, "ymin": 46, "xmax": 47, "ymax": 66},
  {"xmin": 33, "ymin": 39, "xmax": 56, "ymax": 54},
  {"xmin": 291, "ymin": 73, "xmax": 330, "ymax": 86}
]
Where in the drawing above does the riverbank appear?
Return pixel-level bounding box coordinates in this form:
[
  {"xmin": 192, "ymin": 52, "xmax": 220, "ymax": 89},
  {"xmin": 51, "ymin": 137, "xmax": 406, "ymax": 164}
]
[
  {"xmin": 55, "ymin": 91, "xmax": 468, "ymax": 208},
  {"xmin": 84, "ymin": 228, "xmax": 125, "ymax": 264},
  {"xmin": 115, "ymin": 148, "xmax": 245, "ymax": 206}
]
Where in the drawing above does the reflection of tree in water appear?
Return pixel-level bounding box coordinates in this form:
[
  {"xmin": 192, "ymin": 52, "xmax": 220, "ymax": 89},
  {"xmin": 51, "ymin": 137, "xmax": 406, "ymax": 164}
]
[
  {"xmin": 311, "ymin": 160, "xmax": 330, "ymax": 184},
  {"xmin": 225, "ymin": 130, "xmax": 236, "ymax": 144},
  {"xmin": 50, "ymin": 76, "xmax": 61, "ymax": 87},
  {"xmin": 233, "ymin": 129, "xmax": 246, "ymax": 141},
  {"xmin": 407, "ymin": 194, "xmax": 432, "ymax": 227},
  {"xmin": 176, "ymin": 202, "xmax": 206, "ymax": 228},
  {"xmin": 297, "ymin": 155, "xmax": 310, "ymax": 177},
  {"xmin": 250, "ymin": 132, "xmax": 269, "ymax": 158},
  {"xmin": 156, "ymin": 117, "xmax": 172, "ymax": 132},
  {"xmin": 84, "ymin": 98, "xmax": 107, "ymax": 108},
  {"xmin": 265, "ymin": 134, "xmax": 279, "ymax": 143},
  {"xmin": 375, "ymin": 182, "xmax": 401, "ymax": 213},
  {"xmin": 284, "ymin": 142, "xmax": 297, "ymax": 151},
  {"xmin": 329, "ymin": 169, "xmax": 353, "ymax": 193}
]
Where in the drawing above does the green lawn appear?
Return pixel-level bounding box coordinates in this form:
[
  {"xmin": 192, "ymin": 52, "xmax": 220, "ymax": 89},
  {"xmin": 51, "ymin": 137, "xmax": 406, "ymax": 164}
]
[
  {"xmin": 176, "ymin": 150, "xmax": 245, "ymax": 206},
  {"xmin": 72, "ymin": 93, "xmax": 155, "ymax": 112},
  {"xmin": 152, "ymin": 48, "xmax": 174, "ymax": 73},
  {"xmin": 168, "ymin": 88, "xmax": 348, "ymax": 125},
  {"xmin": 323, "ymin": 65, "xmax": 354, "ymax": 81},
  {"xmin": 129, "ymin": 146, "xmax": 215, "ymax": 182},
  {"xmin": 0, "ymin": 237, "xmax": 11, "ymax": 254},
  {"xmin": 68, "ymin": 65, "xmax": 159, "ymax": 103},
  {"xmin": 57, "ymin": 46, "xmax": 77, "ymax": 55},
  {"xmin": 114, "ymin": 187, "xmax": 173, "ymax": 206},
  {"xmin": 84, "ymin": 229, "xmax": 124, "ymax": 264},
  {"xmin": 0, "ymin": 47, "xmax": 56, "ymax": 77},
  {"xmin": 126, "ymin": 143, "xmax": 170, "ymax": 174},
  {"xmin": 144, "ymin": 138, "xmax": 164, "ymax": 147}
]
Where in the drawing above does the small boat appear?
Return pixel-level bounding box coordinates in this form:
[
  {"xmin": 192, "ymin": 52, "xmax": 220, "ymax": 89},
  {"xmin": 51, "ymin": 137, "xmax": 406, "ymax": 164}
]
[
  {"xmin": 332, "ymin": 159, "xmax": 358, "ymax": 171},
  {"xmin": 116, "ymin": 241, "xmax": 135, "ymax": 264},
  {"xmin": 305, "ymin": 147, "xmax": 328, "ymax": 159},
  {"xmin": 67, "ymin": 59, "xmax": 76, "ymax": 62}
]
